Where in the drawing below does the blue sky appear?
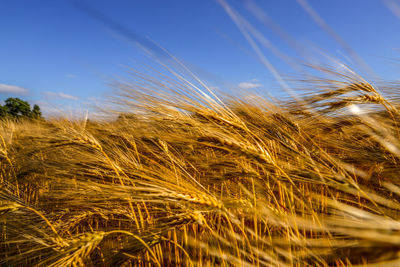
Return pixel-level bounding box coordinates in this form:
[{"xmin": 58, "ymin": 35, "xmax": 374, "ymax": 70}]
[{"xmin": 1, "ymin": 0, "xmax": 400, "ymax": 116}]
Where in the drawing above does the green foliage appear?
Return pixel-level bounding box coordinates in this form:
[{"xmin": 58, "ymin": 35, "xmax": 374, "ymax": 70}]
[
  {"xmin": 32, "ymin": 104, "xmax": 42, "ymax": 119},
  {"xmin": 4, "ymin": 97, "xmax": 31, "ymax": 117},
  {"xmin": 0, "ymin": 97, "xmax": 43, "ymax": 119},
  {"xmin": 0, "ymin": 105, "xmax": 7, "ymax": 117}
]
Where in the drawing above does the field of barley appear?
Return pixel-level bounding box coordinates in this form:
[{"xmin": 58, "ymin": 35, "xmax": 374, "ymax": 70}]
[{"xmin": 2, "ymin": 64, "xmax": 400, "ymax": 266}]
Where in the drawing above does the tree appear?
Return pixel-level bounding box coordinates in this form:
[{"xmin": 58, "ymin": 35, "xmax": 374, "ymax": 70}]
[
  {"xmin": 0, "ymin": 97, "xmax": 43, "ymax": 119},
  {"xmin": 4, "ymin": 97, "xmax": 31, "ymax": 117},
  {"xmin": 0, "ymin": 105, "xmax": 7, "ymax": 117},
  {"xmin": 32, "ymin": 104, "xmax": 42, "ymax": 119}
]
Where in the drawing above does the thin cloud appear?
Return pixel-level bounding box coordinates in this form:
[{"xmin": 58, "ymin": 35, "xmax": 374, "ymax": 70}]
[
  {"xmin": 0, "ymin": 83, "xmax": 28, "ymax": 94},
  {"xmin": 45, "ymin": 91, "xmax": 79, "ymax": 100},
  {"xmin": 35, "ymin": 101, "xmax": 85, "ymax": 119},
  {"xmin": 238, "ymin": 82, "xmax": 261, "ymax": 89}
]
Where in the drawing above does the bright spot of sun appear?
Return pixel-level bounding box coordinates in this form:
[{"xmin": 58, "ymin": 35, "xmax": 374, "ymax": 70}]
[{"xmin": 349, "ymin": 104, "xmax": 362, "ymax": 114}]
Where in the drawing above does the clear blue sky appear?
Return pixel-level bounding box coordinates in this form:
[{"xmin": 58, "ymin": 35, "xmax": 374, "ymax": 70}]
[{"xmin": 1, "ymin": 0, "xmax": 400, "ymax": 116}]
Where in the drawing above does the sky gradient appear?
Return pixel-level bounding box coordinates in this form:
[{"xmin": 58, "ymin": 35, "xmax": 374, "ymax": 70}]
[{"xmin": 1, "ymin": 0, "xmax": 400, "ymax": 116}]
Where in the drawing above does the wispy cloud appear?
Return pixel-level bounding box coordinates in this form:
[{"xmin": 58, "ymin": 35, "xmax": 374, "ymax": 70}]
[
  {"xmin": 45, "ymin": 91, "xmax": 79, "ymax": 100},
  {"xmin": 238, "ymin": 82, "xmax": 261, "ymax": 90},
  {"xmin": 0, "ymin": 83, "xmax": 28, "ymax": 94},
  {"xmin": 65, "ymin": 74, "xmax": 78, "ymax": 79}
]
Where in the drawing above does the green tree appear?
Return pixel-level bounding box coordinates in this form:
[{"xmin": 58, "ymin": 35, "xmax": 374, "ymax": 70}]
[
  {"xmin": 0, "ymin": 98, "xmax": 43, "ymax": 119},
  {"xmin": 0, "ymin": 105, "xmax": 7, "ymax": 117},
  {"xmin": 4, "ymin": 97, "xmax": 31, "ymax": 118},
  {"xmin": 32, "ymin": 104, "xmax": 42, "ymax": 119}
]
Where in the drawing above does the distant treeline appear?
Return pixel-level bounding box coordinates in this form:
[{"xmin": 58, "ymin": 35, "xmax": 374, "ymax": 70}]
[{"xmin": 0, "ymin": 97, "xmax": 42, "ymax": 119}]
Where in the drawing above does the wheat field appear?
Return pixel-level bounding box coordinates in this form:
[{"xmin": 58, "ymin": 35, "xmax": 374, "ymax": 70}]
[{"xmin": 2, "ymin": 66, "xmax": 400, "ymax": 266}]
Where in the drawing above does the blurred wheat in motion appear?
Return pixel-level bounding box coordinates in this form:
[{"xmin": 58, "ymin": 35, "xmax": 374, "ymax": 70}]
[{"xmin": 1, "ymin": 64, "xmax": 400, "ymax": 266}]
